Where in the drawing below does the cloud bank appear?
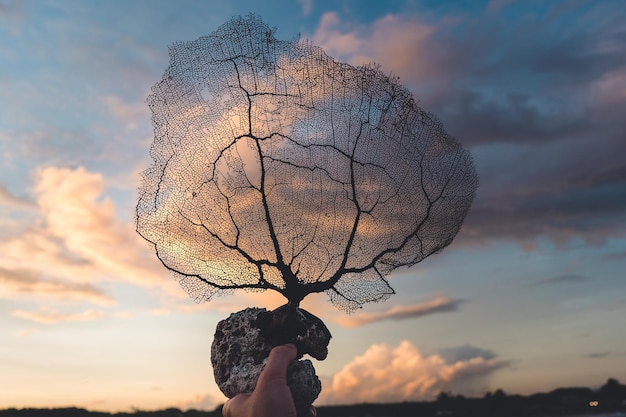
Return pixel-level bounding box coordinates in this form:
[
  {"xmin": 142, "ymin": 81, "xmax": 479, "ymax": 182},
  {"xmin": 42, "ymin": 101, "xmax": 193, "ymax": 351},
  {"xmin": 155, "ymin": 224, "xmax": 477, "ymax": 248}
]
[
  {"xmin": 0, "ymin": 166, "xmax": 176, "ymax": 321},
  {"xmin": 310, "ymin": 4, "xmax": 626, "ymax": 248},
  {"xmin": 320, "ymin": 340, "xmax": 507, "ymax": 404}
]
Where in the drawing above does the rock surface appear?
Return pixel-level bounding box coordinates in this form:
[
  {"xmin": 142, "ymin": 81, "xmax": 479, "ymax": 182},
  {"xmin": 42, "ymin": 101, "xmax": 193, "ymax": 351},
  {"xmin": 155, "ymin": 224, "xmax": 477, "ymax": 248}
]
[
  {"xmin": 255, "ymin": 304, "xmax": 332, "ymax": 360},
  {"xmin": 211, "ymin": 307, "xmax": 329, "ymax": 410}
]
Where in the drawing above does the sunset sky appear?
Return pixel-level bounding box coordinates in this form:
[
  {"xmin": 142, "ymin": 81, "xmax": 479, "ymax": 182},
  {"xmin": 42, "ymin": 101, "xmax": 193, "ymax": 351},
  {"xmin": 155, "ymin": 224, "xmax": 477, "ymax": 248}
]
[{"xmin": 1, "ymin": 0, "xmax": 626, "ymax": 412}]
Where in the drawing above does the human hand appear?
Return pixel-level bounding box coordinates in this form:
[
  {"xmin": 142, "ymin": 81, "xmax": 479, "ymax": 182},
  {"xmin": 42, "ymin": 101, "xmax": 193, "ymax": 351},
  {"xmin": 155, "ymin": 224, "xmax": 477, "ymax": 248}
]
[{"xmin": 222, "ymin": 344, "xmax": 316, "ymax": 417}]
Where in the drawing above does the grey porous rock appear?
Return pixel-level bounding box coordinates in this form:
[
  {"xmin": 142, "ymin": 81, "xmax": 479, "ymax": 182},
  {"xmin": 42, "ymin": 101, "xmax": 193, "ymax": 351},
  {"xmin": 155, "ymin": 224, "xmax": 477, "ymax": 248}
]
[{"xmin": 211, "ymin": 307, "xmax": 331, "ymax": 410}]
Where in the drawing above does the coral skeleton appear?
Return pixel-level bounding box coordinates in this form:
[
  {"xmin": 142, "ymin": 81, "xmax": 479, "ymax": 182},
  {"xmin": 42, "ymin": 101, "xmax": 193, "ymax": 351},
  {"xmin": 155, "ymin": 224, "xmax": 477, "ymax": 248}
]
[{"xmin": 136, "ymin": 14, "xmax": 478, "ymax": 408}]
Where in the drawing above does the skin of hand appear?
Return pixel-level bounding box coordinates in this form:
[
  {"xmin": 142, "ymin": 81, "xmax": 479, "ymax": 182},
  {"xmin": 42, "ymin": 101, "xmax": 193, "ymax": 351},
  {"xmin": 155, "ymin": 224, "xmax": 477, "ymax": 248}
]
[{"xmin": 222, "ymin": 344, "xmax": 317, "ymax": 417}]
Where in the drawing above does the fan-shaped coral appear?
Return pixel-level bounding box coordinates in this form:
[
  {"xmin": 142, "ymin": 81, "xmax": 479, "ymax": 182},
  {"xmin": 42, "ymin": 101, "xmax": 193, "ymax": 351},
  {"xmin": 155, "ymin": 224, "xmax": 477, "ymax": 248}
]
[{"xmin": 136, "ymin": 14, "xmax": 478, "ymax": 312}]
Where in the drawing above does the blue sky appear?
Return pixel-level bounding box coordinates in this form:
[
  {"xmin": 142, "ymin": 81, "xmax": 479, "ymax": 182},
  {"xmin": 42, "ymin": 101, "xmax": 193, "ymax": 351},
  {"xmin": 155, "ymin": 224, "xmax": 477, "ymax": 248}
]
[{"xmin": 1, "ymin": 0, "xmax": 625, "ymax": 412}]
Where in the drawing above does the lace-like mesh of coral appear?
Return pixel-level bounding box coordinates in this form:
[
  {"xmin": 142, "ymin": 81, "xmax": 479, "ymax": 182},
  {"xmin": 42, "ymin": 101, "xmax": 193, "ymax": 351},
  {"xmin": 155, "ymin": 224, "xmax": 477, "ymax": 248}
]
[{"xmin": 136, "ymin": 14, "xmax": 478, "ymax": 312}]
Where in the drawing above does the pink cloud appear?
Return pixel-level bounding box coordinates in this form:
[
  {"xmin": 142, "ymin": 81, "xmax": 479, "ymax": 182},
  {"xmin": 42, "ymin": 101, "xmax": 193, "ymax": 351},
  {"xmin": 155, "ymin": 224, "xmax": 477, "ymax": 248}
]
[
  {"xmin": 0, "ymin": 166, "xmax": 180, "ymax": 311},
  {"xmin": 592, "ymin": 68, "xmax": 626, "ymax": 107},
  {"xmin": 105, "ymin": 95, "xmax": 150, "ymax": 130},
  {"xmin": 335, "ymin": 297, "xmax": 462, "ymax": 327},
  {"xmin": 34, "ymin": 166, "xmax": 168, "ymax": 288},
  {"xmin": 0, "ymin": 184, "xmax": 35, "ymax": 208},
  {"xmin": 312, "ymin": 12, "xmax": 437, "ymax": 84},
  {"xmin": 319, "ymin": 340, "xmax": 506, "ymax": 404}
]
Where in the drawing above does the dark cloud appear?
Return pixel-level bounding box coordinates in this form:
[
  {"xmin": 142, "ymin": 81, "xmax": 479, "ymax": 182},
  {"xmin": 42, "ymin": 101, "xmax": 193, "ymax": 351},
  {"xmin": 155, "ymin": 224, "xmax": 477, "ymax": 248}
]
[
  {"xmin": 532, "ymin": 274, "xmax": 588, "ymax": 287},
  {"xmin": 605, "ymin": 251, "xmax": 626, "ymax": 260},
  {"xmin": 336, "ymin": 297, "xmax": 465, "ymax": 327},
  {"xmin": 436, "ymin": 90, "xmax": 588, "ymax": 147},
  {"xmin": 452, "ymin": 118, "xmax": 626, "ymax": 246},
  {"xmin": 458, "ymin": 160, "xmax": 626, "ymax": 246},
  {"xmin": 311, "ymin": 2, "xmax": 626, "ymax": 248},
  {"xmin": 585, "ymin": 352, "xmax": 610, "ymax": 359},
  {"xmin": 438, "ymin": 344, "xmax": 498, "ymax": 363},
  {"xmin": 0, "ymin": 266, "xmax": 113, "ymax": 304},
  {"xmin": 426, "ymin": 7, "xmax": 626, "ymax": 149},
  {"xmin": 410, "ymin": 3, "xmax": 626, "ymax": 247}
]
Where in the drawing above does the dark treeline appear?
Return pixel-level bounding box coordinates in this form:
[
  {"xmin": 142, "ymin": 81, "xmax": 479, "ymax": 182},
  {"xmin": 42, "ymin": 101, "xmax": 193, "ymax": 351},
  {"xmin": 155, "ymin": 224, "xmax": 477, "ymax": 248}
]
[
  {"xmin": 2, "ymin": 378, "xmax": 625, "ymax": 417},
  {"xmin": 0, "ymin": 409, "xmax": 222, "ymax": 417}
]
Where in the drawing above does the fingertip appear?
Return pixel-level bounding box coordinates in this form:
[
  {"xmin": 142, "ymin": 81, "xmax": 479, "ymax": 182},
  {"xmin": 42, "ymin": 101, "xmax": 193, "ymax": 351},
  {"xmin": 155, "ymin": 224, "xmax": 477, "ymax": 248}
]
[
  {"xmin": 221, "ymin": 400, "xmax": 231, "ymax": 417},
  {"xmin": 298, "ymin": 405, "xmax": 316, "ymax": 417},
  {"xmin": 222, "ymin": 394, "xmax": 249, "ymax": 417},
  {"xmin": 269, "ymin": 343, "xmax": 297, "ymax": 360},
  {"xmin": 257, "ymin": 344, "xmax": 298, "ymax": 386}
]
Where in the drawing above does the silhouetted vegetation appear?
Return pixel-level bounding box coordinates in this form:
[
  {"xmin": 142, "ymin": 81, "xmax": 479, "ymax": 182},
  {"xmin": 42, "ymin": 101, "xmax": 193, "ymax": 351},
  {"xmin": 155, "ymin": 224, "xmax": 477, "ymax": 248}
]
[
  {"xmin": 0, "ymin": 407, "xmax": 224, "ymax": 417},
  {"xmin": 2, "ymin": 379, "xmax": 626, "ymax": 417}
]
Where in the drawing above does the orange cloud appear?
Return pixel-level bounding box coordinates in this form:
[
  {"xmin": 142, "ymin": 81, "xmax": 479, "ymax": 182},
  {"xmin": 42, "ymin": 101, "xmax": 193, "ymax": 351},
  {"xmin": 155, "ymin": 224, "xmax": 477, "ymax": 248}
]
[
  {"xmin": 11, "ymin": 308, "xmax": 105, "ymax": 324},
  {"xmin": 0, "ymin": 266, "xmax": 114, "ymax": 305},
  {"xmin": 0, "ymin": 166, "xmax": 184, "ymax": 313},
  {"xmin": 3, "ymin": 165, "xmax": 319, "ymax": 318},
  {"xmin": 320, "ymin": 340, "xmax": 506, "ymax": 404},
  {"xmin": 34, "ymin": 166, "xmax": 169, "ymax": 288},
  {"xmin": 335, "ymin": 297, "xmax": 463, "ymax": 327}
]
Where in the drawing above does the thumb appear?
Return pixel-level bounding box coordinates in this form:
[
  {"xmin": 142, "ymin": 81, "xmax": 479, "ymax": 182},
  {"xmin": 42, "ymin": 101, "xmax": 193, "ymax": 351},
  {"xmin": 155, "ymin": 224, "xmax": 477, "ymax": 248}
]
[
  {"xmin": 222, "ymin": 393, "xmax": 250, "ymax": 417},
  {"xmin": 256, "ymin": 344, "xmax": 297, "ymax": 387}
]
